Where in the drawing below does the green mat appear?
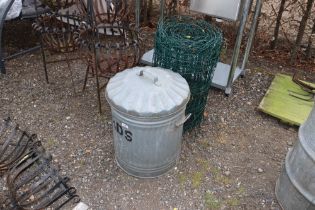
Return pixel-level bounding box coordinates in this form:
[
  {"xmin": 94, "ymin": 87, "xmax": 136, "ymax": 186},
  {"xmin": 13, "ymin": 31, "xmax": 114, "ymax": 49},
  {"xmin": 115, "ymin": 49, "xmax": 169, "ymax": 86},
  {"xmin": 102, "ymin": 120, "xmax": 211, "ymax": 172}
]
[{"xmin": 258, "ymin": 74, "xmax": 314, "ymax": 126}]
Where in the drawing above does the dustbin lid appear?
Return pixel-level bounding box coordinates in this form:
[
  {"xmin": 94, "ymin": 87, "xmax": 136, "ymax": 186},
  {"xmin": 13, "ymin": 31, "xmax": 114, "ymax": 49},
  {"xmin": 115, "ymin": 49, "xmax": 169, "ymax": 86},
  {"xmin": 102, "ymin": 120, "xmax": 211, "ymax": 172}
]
[{"xmin": 105, "ymin": 66, "xmax": 190, "ymax": 117}]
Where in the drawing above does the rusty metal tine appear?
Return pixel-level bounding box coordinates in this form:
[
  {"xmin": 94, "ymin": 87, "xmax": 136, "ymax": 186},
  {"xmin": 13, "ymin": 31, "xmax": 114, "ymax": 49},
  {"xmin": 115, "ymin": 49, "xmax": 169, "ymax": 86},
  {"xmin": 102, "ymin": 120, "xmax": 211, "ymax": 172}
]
[
  {"xmin": 14, "ymin": 161, "xmax": 47, "ymax": 190},
  {"xmin": 17, "ymin": 172, "xmax": 53, "ymax": 203},
  {"xmin": 2, "ymin": 141, "xmax": 32, "ymax": 169},
  {"xmin": 0, "ymin": 150, "xmax": 34, "ymax": 174},
  {"xmin": 8, "ymin": 150, "xmax": 35, "ymax": 171},
  {"xmin": 56, "ymin": 194, "xmax": 80, "ymax": 210},
  {"xmin": 7, "ymin": 153, "xmax": 48, "ymax": 208},
  {"xmin": 55, "ymin": 188, "xmax": 79, "ymax": 210},
  {"xmin": 18, "ymin": 172, "xmax": 57, "ymax": 207},
  {"xmin": 7, "ymin": 152, "xmax": 42, "ymax": 186},
  {"xmin": 1, "ymin": 118, "xmax": 80, "ymax": 209},
  {"xmin": 0, "ymin": 132, "xmax": 31, "ymax": 167},
  {"xmin": 14, "ymin": 154, "xmax": 51, "ymax": 189},
  {"xmin": 39, "ymin": 184, "xmax": 75, "ymax": 209},
  {"xmin": 28, "ymin": 177, "xmax": 70, "ymax": 209}
]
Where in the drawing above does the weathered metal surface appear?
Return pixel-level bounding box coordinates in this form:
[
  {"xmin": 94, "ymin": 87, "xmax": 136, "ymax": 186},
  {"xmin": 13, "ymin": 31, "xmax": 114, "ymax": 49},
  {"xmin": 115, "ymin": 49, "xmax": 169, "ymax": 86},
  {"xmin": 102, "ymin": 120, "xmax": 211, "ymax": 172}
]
[
  {"xmin": 0, "ymin": 118, "xmax": 36, "ymax": 176},
  {"xmin": 276, "ymin": 104, "xmax": 315, "ymax": 210},
  {"xmin": 106, "ymin": 67, "xmax": 190, "ymax": 117},
  {"xmin": 5, "ymin": 149, "xmax": 80, "ymax": 210},
  {"xmin": 276, "ymin": 160, "xmax": 314, "ymax": 210},
  {"xmin": 0, "ymin": 118, "xmax": 81, "ymax": 210},
  {"xmin": 111, "ymin": 107, "xmax": 187, "ymax": 178},
  {"xmin": 33, "ymin": 14, "xmax": 82, "ymax": 54},
  {"xmin": 106, "ymin": 67, "xmax": 190, "ymax": 178}
]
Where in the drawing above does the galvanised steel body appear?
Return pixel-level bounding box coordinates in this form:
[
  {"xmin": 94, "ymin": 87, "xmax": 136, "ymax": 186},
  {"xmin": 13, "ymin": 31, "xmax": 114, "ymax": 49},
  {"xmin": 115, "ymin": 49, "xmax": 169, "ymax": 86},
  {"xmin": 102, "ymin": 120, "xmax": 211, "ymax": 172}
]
[
  {"xmin": 106, "ymin": 66, "xmax": 190, "ymax": 178},
  {"xmin": 276, "ymin": 104, "xmax": 315, "ymax": 209}
]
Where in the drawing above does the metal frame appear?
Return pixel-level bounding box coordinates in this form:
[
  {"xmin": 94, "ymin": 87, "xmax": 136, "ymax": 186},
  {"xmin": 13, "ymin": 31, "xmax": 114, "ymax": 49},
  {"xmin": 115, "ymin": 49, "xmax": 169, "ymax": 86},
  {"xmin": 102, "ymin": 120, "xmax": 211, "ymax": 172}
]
[
  {"xmin": 0, "ymin": 117, "xmax": 81, "ymax": 209},
  {"xmin": 225, "ymin": 0, "xmax": 262, "ymax": 95},
  {"xmin": 84, "ymin": 0, "xmax": 142, "ymax": 113},
  {"xmin": 0, "ymin": 0, "xmax": 16, "ymax": 74},
  {"xmin": 138, "ymin": 0, "xmax": 262, "ymax": 95},
  {"xmin": 33, "ymin": 12, "xmax": 82, "ymax": 89},
  {"xmin": 0, "ymin": 0, "xmax": 41, "ymax": 74}
]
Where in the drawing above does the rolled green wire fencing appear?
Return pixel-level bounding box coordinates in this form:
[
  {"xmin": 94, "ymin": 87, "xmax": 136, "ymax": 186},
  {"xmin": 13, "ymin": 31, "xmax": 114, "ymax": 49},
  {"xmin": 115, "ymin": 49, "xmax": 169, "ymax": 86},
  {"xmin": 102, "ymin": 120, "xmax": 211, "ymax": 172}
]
[{"xmin": 153, "ymin": 16, "xmax": 223, "ymax": 131}]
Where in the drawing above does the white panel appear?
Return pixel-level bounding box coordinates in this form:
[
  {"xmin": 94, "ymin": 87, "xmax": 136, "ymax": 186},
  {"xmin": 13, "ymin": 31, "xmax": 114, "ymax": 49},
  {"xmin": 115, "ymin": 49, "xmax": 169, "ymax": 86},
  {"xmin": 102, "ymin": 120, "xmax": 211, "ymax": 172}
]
[
  {"xmin": 139, "ymin": 49, "xmax": 245, "ymax": 91},
  {"xmin": 190, "ymin": 0, "xmax": 243, "ymax": 21}
]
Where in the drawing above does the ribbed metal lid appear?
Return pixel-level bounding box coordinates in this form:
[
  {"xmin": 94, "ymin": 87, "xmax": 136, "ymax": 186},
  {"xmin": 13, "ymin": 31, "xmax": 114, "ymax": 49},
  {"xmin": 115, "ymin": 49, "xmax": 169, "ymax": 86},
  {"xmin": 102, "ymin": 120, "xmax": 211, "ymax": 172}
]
[{"xmin": 105, "ymin": 66, "xmax": 190, "ymax": 117}]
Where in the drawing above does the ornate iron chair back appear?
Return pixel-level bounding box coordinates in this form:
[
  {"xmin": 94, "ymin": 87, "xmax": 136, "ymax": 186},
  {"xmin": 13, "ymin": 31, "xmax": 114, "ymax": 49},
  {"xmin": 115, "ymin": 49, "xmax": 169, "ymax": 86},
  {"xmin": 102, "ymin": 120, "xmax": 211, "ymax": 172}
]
[
  {"xmin": 33, "ymin": 13, "xmax": 82, "ymax": 54},
  {"xmin": 32, "ymin": 0, "xmax": 85, "ymax": 92},
  {"xmin": 77, "ymin": 0, "xmax": 142, "ymax": 113}
]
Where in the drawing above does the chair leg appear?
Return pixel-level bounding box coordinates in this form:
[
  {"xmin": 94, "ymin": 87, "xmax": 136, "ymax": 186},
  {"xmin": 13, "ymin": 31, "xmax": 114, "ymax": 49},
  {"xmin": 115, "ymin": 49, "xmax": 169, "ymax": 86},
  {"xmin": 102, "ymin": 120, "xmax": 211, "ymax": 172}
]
[
  {"xmin": 0, "ymin": 59, "xmax": 5, "ymax": 74},
  {"xmin": 95, "ymin": 66, "xmax": 102, "ymax": 114},
  {"xmin": 83, "ymin": 64, "xmax": 90, "ymax": 91},
  {"xmin": 40, "ymin": 45, "xmax": 49, "ymax": 83},
  {"xmin": 65, "ymin": 54, "xmax": 76, "ymax": 95}
]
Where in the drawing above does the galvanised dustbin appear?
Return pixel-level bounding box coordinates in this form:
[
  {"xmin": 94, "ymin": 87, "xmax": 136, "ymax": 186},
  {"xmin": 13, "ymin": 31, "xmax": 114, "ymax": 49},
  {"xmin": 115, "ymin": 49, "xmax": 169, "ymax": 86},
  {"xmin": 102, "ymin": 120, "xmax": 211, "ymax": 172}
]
[
  {"xmin": 105, "ymin": 66, "xmax": 190, "ymax": 178},
  {"xmin": 276, "ymin": 103, "xmax": 315, "ymax": 209}
]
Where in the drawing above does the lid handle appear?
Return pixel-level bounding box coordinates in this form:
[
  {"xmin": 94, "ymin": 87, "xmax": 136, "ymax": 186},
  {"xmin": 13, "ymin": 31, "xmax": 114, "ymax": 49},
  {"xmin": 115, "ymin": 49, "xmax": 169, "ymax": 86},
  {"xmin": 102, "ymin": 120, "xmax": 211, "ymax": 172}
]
[{"xmin": 138, "ymin": 70, "xmax": 161, "ymax": 86}]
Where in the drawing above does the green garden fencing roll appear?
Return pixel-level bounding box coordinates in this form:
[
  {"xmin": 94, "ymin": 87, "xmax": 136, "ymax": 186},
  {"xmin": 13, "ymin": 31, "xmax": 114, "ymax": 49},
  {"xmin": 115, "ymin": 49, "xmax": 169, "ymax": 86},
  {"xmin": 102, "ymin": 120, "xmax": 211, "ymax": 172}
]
[{"xmin": 153, "ymin": 16, "xmax": 223, "ymax": 131}]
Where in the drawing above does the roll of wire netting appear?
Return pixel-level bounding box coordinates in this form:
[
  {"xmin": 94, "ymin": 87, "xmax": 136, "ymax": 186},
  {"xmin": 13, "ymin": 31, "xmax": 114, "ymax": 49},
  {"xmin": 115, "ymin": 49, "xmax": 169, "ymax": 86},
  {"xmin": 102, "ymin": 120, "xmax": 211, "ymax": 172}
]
[{"xmin": 153, "ymin": 16, "xmax": 223, "ymax": 131}]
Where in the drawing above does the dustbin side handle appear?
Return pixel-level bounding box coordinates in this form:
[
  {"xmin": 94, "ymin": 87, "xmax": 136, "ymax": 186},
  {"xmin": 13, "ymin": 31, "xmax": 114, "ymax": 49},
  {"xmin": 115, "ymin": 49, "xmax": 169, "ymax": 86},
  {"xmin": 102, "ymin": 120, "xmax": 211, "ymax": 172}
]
[{"xmin": 175, "ymin": 113, "xmax": 192, "ymax": 127}]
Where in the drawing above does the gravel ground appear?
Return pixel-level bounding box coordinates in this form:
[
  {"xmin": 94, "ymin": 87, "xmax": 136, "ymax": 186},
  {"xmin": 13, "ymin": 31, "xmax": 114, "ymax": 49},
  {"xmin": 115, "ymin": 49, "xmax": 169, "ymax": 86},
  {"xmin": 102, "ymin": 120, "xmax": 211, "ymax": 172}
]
[
  {"xmin": 2, "ymin": 12, "xmax": 314, "ymax": 209},
  {"xmin": 0, "ymin": 48, "xmax": 304, "ymax": 210}
]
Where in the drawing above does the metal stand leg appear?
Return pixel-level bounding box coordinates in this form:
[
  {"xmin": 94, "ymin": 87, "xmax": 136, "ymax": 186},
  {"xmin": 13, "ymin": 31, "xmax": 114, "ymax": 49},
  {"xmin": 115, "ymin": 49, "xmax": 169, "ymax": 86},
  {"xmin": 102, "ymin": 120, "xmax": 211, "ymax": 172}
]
[
  {"xmin": 40, "ymin": 45, "xmax": 49, "ymax": 83},
  {"xmin": 0, "ymin": 59, "xmax": 5, "ymax": 74},
  {"xmin": 0, "ymin": 33, "xmax": 5, "ymax": 74},
  {"xmin": 83, "ymin": 65, "xmax": 90, "ymax": 91},
  {"xmin": 135, "ymin": 0, "xmax": 141, "ymax": 31},
  {"xmin": 225, "ymin": 0, "xmax": 252, "ymax": 96},
  {"xmin": 240, "ymin": 0, "xmax": 262, "ymax": 77},
  {"xmin": 65, "ymin": 54, "xmax": 76, "ymax": 95},
  {"xmin": 160, "ymin": 0, "xmax": 165, "ymax": 21},
  {"xmin": 87, "ymin": 0, "xmax": 102, "ymax": 114},
  {"xmin": 95, "ymin": 54, "xmax": 102, "ymax": 114}
]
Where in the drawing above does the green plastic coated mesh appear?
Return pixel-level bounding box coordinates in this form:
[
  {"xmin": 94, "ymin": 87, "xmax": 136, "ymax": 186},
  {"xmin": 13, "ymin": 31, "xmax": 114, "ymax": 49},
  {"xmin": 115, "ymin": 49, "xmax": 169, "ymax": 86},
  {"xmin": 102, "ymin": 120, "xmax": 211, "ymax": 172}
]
[{"xmin": 153, "ymin": 16, "xmax": 223, "ymax": 131}]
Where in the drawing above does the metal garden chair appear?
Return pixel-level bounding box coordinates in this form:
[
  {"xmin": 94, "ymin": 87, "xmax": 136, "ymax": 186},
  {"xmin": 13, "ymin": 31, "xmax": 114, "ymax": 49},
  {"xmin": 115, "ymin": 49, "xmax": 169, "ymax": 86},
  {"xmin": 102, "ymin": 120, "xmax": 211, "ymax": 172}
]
[
  {"xmin": 77, "ymin": 0, "xmax": 143, "ymax": 113},
  {"xmin": 32, "ymin": 0, "xmax": 84, "ymax": 93}
]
